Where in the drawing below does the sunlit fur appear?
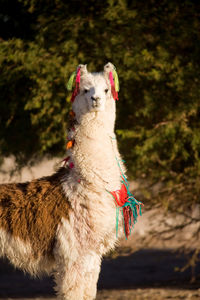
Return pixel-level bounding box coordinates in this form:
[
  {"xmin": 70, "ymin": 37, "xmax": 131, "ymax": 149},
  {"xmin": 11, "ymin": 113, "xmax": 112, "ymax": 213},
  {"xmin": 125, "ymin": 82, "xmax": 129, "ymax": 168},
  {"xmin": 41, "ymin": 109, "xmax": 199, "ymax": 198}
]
[{"xmin": 0, "ymin": 62, "xmax": 125, "ymax": 300}]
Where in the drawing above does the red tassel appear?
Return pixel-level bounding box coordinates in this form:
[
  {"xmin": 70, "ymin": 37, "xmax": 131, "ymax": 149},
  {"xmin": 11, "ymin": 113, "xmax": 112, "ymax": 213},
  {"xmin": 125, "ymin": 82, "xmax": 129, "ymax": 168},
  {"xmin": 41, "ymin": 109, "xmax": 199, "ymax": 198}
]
[
  {"xmin": 62, "ymin": 156, "xmax": 70, "ymax": 166},
  {"xmin": 69, "ymin": 162, "xmax": 74, "ymax": 169},
  {"xmin": 109, "ymin": 71, "xmax": 119, "ymax": 100},
  {"xmin": 123, "ymin": 206, "xmax": 134, "ymax": 238},
  {"xmin": 111, "ymin": 183, "xmax": 128, "ymax": 207},
  {"xmin": 70, "ymin": 68, "xmax": 81, "ymax": 102},
  {"xmin": 111, "ymin": 85, "xmax": 119, "ymax": 100},
  {"xmin": 111, "ymin": 181, "xmax": 140, "ymax": 238},
  {"xmin": 119, "ymin": 183, "xmax": 128, "ymax": 204}
]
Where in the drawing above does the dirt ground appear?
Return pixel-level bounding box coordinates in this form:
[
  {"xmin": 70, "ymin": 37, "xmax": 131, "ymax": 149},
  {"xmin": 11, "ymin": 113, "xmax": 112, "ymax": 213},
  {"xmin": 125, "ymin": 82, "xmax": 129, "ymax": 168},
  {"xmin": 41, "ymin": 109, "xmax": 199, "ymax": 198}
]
[
  {"xmin": 0, "ymin": 248, "xmax": 200, "ymax": 299},
  {"xmin": 0, "ymin": 158, "xmax": 200, "ymax": 299},
  {"xmin": 1, "ymin": 289, "xmax": 200, "ymax": 300}
]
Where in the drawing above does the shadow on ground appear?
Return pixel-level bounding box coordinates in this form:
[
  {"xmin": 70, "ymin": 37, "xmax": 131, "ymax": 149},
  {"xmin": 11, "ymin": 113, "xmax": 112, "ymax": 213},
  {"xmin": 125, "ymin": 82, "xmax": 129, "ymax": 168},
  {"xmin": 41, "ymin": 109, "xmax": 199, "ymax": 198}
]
[{"xmin": 0, "ymin": 249, "xmax": 199, "ymax": 298}]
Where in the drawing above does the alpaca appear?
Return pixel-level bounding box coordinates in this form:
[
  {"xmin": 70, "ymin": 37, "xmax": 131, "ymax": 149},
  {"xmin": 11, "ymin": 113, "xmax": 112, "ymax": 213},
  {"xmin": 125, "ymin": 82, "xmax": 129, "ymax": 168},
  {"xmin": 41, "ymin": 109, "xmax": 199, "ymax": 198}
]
[{"xmin": 0, "ymin": 63, "xmax": 142, "ymax": 300}]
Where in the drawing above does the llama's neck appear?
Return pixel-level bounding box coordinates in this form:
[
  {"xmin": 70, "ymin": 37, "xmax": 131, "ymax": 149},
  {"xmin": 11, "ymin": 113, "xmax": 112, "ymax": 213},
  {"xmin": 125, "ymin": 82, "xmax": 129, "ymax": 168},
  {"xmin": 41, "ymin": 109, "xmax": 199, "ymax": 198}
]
[
  {"xmin": 68, "ymin": 110, "xmax": 122, "ymax": 191},
  {"xmin": 76, "ymin": 110, "xmax": 115, "ymax": 136}
]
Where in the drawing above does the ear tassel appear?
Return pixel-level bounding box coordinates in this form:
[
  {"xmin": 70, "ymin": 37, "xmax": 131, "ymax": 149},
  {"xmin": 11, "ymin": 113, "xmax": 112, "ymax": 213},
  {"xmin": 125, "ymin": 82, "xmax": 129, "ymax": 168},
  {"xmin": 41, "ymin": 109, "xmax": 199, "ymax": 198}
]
[
  {"xmin": 67, "ymin": 67, "xmax": 81, "ymax": 102},
  {"xmin": 67, "ymin": 71, "xmax": 76, "ymax": 91},
  {"xmin": 67, "ymin": 64, "xmax": 120, "ymax": 102},
  {"xmin": 109, "ymin": 71, "xmax": 119, "ymax": 100},
  {"xmin": 113, "ymin": 68, "xmax": 119, "ymax": 92}
]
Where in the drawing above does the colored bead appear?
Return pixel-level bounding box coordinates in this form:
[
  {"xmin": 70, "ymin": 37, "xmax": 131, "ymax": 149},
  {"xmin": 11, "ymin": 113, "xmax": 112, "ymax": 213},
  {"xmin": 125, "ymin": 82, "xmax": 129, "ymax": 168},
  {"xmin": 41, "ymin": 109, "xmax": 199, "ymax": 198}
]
[
  {"xmin": 69, "ymin": 111, "xmax": 76, "ymax": 118},
  {"xmin": 66, "ymin": 140, "xmax": 74, "ymax": 149},
  {"xmin": 69, "ymin": 162, "xmax": 74, "ymax": 169}
]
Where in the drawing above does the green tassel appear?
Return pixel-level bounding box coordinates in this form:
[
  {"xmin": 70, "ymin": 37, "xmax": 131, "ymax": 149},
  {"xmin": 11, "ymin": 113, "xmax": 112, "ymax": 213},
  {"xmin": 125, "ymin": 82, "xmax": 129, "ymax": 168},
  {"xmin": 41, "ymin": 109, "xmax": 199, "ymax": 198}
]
[
  {"xmin": 113, "ymin": 69, "xmax": 119, "ymax": 92},
  {"xmin": 116, "ymin": 207, "xmax": 120, "ymax": 238},
  {"xmin": 66, "ymin": 71, "xmax": 76, "ymax": 91}
]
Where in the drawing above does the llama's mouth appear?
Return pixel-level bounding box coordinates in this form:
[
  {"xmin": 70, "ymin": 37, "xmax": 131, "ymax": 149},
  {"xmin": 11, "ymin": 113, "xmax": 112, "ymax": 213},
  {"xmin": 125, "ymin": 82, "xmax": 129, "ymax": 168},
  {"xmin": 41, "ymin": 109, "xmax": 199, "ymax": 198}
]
[
  {"xmin": 91, "ymin": 100, "xmax": 104, "ymax": 111},
  {"xmin": 91, "ymin": 105, "xmax": 104, "ymax": 112},
  {"xmin": 92, "ymin": 102, "xmax": 98, "ymax": 108},
  {"xmin": 92, "ymin": 99, "xmax": 101, "ymax": 108}
]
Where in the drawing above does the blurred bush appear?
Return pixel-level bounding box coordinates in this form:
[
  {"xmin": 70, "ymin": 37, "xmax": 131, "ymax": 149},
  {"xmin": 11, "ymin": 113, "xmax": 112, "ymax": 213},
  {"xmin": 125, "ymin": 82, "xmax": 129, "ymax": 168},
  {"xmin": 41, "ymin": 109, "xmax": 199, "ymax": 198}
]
[{"xmin": 0, "ymin": 0, "xmax": 200, "ymax": 211}]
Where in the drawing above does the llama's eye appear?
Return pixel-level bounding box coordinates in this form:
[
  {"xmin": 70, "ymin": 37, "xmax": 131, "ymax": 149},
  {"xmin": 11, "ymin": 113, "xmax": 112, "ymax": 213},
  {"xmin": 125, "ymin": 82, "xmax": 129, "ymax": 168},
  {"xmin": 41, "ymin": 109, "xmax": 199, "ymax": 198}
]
[
  {"xmin": 84, "ymin": 89, "xmax": 89, "ymax": 93},
  {"xmin": 105, "ymin": 89, "xmax": 109, "ymax": 94}
]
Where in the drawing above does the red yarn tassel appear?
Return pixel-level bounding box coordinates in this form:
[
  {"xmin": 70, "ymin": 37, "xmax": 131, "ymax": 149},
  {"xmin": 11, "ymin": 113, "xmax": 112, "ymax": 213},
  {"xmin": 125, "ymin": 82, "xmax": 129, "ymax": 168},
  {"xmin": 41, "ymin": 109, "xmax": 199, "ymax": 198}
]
[
  {"xmin": 111, "ymin": 85, "xmax": 119, "ymax": 100},
  {"xmin": 70, "ymin": 67, "xmax": 81, "ymax": 102},
  {"xmin": 123, "ymin": 206, "xmax": 134, "ymax": 238},
  {"xmin": 62, "ymin": 156, "xmax": 70, "ymax": 166},
  {"xmin": 110, "ymin": 180, "xmax": 142, "ymax": 239},
  {"xmin": 109, "ymin": 71, "xmax": 119, "ymax": 100},
  {"xmin": 110, "ymin": 183, "xmax": 128, "ymax": 207}
]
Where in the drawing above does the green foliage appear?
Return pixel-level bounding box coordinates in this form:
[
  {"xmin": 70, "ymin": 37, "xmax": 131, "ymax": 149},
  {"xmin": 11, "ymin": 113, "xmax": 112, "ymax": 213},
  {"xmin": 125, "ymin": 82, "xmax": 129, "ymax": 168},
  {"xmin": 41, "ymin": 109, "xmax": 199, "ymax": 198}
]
[{"xmin": 0, "ymin": 0, "xmax": 200, "ymax": 207}]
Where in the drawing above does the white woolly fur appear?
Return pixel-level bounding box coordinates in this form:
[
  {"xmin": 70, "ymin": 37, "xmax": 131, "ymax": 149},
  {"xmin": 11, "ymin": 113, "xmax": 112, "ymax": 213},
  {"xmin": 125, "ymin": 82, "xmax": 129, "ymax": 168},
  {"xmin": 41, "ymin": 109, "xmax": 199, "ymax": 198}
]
[
  {"xmin": 55, "ymin": 63, "xmax": 125, "ymax": 299},
  {"xmin": 0, "ymin": 63, "xmax": 125, "ymax": 300}
]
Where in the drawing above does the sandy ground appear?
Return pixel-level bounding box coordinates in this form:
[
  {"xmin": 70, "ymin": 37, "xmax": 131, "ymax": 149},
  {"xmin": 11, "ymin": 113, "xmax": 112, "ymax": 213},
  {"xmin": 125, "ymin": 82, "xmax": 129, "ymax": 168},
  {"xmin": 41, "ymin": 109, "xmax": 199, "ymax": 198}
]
[
  {"xmin": 0, "ymin": 157, "xmax": 200, "ymax": 299},
  {"xmin": 0, "ymin": 248, "xmax": 200, "ymax": 299},
  {"xmin": 1, "ymin": 290, "xmax": 200, "ymax": 300}
]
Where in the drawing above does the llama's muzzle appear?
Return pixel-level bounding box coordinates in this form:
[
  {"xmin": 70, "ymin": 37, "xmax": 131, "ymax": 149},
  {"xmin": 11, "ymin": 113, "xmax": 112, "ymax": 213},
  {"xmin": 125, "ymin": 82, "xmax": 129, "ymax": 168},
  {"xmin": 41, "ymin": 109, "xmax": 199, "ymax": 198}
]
[{"xmin": 91, "ymin": 96, "xmax": 101, "ymax": 108}]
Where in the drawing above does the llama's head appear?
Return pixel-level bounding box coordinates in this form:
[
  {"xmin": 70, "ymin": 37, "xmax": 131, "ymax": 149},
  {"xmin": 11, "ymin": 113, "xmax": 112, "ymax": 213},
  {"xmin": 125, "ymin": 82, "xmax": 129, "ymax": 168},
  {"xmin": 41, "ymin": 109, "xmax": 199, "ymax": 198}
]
[{"xmin": 67, "ymin": 63, "xmax": 119, "ymax": 119}]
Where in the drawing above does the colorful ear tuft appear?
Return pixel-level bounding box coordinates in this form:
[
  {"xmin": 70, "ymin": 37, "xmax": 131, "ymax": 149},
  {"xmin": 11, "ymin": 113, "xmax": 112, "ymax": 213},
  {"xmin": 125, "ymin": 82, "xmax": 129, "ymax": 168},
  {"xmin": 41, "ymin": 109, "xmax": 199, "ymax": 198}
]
[
  {"xmin": 113, "ymin": 68, "xmax": 119, "ymax": 92},
  {"xmin": 67, "ymin": 67, "xmax": 81, "ymax": 102},
  {"xmin": 67, "ymin": 71, "xmax": 76, "ymax": 91},
  {"xmin": 109, "ymin": 70, "xmax": 119, "ymax": 100}
]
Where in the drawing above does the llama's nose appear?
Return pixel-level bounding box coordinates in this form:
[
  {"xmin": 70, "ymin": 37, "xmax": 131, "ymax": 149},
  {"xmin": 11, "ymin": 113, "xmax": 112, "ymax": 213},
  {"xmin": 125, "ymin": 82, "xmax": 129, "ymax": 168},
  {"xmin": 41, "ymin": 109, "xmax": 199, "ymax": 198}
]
[{"xmin": 91, "ymin": 96, "xmax": 100, "ymax": 107}]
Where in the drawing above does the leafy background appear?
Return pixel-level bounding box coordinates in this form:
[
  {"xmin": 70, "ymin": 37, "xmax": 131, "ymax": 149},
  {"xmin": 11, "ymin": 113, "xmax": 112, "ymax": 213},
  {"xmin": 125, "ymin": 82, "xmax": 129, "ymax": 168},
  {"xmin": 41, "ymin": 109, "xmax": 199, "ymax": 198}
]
[{"xmin": 0, "ymin": 0, "xmax": 200, "ymax": 212}]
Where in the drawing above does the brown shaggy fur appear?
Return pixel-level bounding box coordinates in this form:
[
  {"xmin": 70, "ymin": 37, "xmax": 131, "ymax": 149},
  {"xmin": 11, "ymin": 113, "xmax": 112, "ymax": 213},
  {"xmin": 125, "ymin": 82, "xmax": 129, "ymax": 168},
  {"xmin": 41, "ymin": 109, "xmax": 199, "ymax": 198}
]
[{"xmin": 0, "ymin": 167, "xmax": 70, "ymax": 259}]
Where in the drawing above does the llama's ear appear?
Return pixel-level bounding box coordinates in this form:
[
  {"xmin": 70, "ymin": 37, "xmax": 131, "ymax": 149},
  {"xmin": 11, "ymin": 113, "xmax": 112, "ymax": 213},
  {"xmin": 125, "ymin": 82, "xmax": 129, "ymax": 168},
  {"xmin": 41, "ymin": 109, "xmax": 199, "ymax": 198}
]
[
  {"xmin": 78, "ymin": 64, "xmax": 88, "ymax": 76},
  {"xmin": 67, "ymin": 64, "xmax": 88, "ymax": 92},
  {"xmin": 103, "ymin": 62, "xmax": 120, "ymax": 95},
  {"xmin": 103, "ymin": 62, "xmax": 115, "ymax": 75}
]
